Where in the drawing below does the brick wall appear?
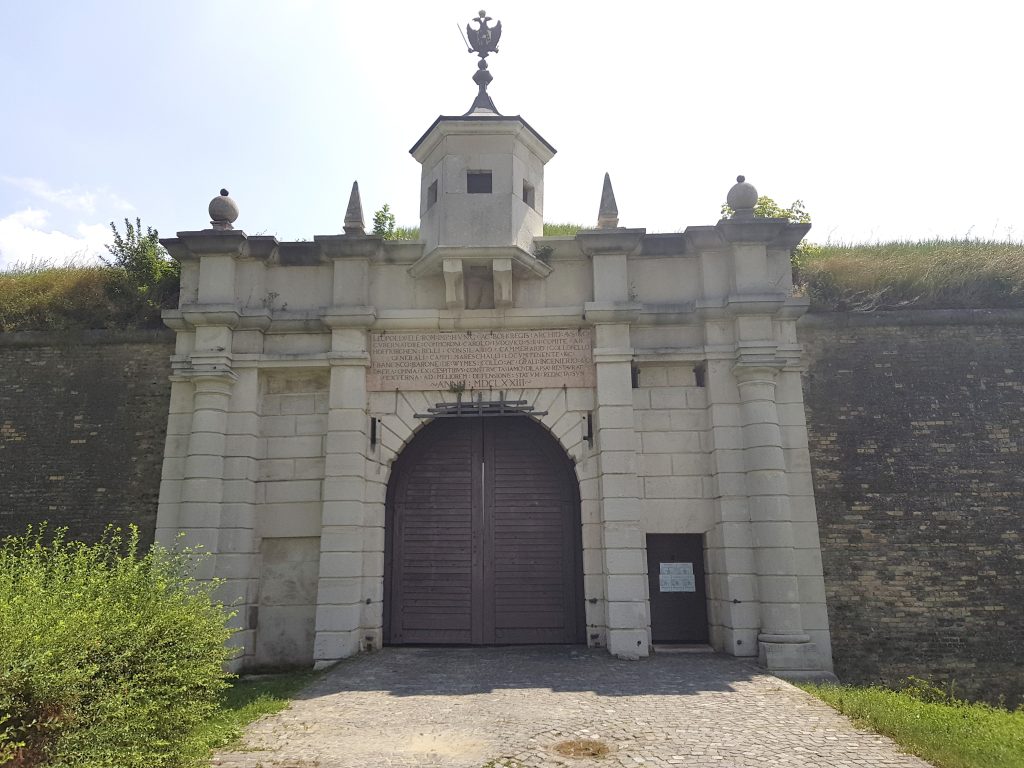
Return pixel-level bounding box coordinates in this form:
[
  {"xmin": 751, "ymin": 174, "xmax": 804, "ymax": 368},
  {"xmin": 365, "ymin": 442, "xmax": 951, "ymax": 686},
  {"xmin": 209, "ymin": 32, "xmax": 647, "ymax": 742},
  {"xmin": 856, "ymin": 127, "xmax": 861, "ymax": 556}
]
[
  {"xmin": 0, "ymin": 331, "xmax": 174, "ymax": 544},
  {"xmin": 801, "ymin": 310, "xmax": 1024, "ymax": 705}
]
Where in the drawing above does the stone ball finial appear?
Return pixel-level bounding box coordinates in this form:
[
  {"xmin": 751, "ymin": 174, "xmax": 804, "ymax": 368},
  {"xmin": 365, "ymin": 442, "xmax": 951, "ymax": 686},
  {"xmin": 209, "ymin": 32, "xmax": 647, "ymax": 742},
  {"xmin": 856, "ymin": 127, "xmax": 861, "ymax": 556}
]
[
  {"xmin": 209, "ymin": 188, "xmax": 239, "ymax": 231},
  {"xmin": 727, "ymin": 175, "xmax": 758, "ymax": 220}
]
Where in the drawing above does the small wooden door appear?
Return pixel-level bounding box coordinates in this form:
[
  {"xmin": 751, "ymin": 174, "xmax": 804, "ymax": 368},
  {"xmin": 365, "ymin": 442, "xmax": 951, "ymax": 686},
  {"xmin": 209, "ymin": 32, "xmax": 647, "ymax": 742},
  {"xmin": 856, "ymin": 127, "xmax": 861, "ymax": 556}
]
[
  {"xmin": 386, "ymin": 417, "xmax": 583, "ymax": 645},
  {"xmin": 646, "ymin": 534, "xmax": 709, "ymax": 644}
]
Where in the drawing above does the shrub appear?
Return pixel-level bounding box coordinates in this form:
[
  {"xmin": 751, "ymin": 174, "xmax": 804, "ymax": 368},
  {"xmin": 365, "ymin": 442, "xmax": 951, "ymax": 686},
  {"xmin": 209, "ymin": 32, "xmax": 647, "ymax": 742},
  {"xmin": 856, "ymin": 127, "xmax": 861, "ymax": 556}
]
[
  {"xmin": 0, "ymin": 526, "xmax": 236, "ymax": 767},
  {"xmin": 101, "ymin": 218, "xmax": 180, "ymax": 327}
]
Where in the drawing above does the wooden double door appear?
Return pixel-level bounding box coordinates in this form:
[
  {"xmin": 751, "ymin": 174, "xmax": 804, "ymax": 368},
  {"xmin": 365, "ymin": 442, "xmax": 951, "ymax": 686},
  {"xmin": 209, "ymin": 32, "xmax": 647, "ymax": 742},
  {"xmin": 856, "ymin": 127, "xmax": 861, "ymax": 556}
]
[{"xmin": 385, "ymin": 417, "xmax": 584, "ymax": 645}]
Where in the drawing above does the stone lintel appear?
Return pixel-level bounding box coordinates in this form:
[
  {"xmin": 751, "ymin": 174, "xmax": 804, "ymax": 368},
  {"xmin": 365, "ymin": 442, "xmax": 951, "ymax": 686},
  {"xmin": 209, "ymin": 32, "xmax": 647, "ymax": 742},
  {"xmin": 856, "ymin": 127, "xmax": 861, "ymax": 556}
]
[
  {"xmin": 322, "ymin": 306, "xmax": 377, "ymax": 329},
  {"xmin": 316, "ymin": 235, "xmax": 384, "ymax": 260},
  {"xmin": 682, "ymin": 225, "xmax": 727, "ymax": 251},
  {"xmin": 576, "ymin": 228, "xmax": 646, "ymax": 257},
  {"xmin": 278, "ymin": 241, "xmax": 326, "ymax": 266},
  {"xmin": 261, "ymin": 313, "xmax": 328, "ymax": 333},
  {"xmin": 592, "ymin": 350, "xmax": 634, "ymax": 364},
  {"xmin": 179, "ymin": 365, "xmax": 238, "ymax": 388},
  {"xmin": 636, "ymin": 233, "xmax": 690, "ymax": 257},
  {"xmin": 327, "ymin": 351, "xmax": 371, "ymax": 367},
  {"xmin": 178, "ymin": 303, "xmax": 241, "ymax": 328},
  {"xmin": 724, "ymin": 293, "xmax": 789, "ymax": 313},
  {"xmin": 733, "ymin": 357, "xmax": 786, "ymax": 381},
  {"xmin": 584, "ymin": 302, "xmax": 641, "ymax": 325},
  {"xmin": 410, "ymin": 245, "xmax": 552, "ymax": 280},
  {"xmin": 377, "ymin": 308, "xmax": 588, "ymax": 331}
]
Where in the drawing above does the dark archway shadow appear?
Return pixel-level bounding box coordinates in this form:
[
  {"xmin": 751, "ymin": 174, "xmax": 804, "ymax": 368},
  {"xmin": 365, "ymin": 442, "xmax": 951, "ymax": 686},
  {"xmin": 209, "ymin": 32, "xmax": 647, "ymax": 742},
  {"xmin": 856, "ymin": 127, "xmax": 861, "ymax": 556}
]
[{"xmin": 289, "ymin": 646, "xmax": 765, "ymax": 701}]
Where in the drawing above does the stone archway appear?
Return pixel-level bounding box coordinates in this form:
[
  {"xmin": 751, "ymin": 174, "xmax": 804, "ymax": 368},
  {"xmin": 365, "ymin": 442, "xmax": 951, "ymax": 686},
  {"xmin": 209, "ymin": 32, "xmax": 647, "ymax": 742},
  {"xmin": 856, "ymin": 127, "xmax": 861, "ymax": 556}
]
[{"xmin": 384, "ymin": 415, "xmax": 585, "ymax": 645}]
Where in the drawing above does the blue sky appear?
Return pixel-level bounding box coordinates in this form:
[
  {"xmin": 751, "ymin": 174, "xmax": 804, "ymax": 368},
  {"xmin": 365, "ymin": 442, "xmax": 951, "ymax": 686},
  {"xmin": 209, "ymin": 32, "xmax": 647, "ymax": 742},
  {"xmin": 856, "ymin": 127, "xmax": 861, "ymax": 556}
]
[{"xmin": 1, "ymin": 1, "xmax": 1021, "ymax": 268}]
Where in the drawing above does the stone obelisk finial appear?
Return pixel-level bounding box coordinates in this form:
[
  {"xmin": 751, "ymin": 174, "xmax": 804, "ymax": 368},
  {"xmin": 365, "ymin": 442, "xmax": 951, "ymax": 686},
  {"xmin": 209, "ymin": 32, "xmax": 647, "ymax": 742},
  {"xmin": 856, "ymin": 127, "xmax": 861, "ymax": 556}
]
[
  {"xmin": 597, "ymin": 173, "xmax": 619, "ymax": 229},
  {"xmin": 463, "ymin": 10, "xmax": 503, "ymax": 115},
  {"xmin": 344, "ymin": 181, "xmax": 365, "ymax": 235}
]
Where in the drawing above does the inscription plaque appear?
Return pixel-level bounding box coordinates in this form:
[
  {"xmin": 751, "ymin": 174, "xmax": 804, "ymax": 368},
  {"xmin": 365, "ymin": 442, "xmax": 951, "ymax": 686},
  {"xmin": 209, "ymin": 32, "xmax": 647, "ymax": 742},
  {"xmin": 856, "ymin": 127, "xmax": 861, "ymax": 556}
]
[{"xmin": 367, "ymin": 329, "xmax": 594, "ymax": 391}]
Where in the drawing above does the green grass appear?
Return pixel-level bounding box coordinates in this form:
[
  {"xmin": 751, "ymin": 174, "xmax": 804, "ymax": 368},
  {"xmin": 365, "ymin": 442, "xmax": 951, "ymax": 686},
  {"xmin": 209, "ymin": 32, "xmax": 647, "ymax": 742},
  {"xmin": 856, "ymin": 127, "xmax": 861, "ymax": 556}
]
[
  {"xmin": 799, "ymin": 682, "xmax": 1024, "ymax": 768},
  {"xmin": 194, "ymin": 670, "xmax": 320, "ymax": 754},
  {"xmin": 0, "ymin": 261, "xmax": 122, "ymax": 331},
  {"xmin": 800, "ymin": 238, "xmax": 1024, "ymax": 311},
  {"xmin": 390, "ymin": 225, "xmax": 420, "ymax": 241},
  {"xmin": 542, "ymin": 222, "xmax": 584, "ymax": 236}
]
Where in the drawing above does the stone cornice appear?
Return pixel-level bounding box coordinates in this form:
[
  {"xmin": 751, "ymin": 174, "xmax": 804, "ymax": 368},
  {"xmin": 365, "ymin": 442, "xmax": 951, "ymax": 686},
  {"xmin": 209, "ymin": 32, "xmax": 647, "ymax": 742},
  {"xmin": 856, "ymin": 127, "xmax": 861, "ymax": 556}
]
[{"xmin": 575, "ymin": 228, "xmax": 646, "ymax": 257}]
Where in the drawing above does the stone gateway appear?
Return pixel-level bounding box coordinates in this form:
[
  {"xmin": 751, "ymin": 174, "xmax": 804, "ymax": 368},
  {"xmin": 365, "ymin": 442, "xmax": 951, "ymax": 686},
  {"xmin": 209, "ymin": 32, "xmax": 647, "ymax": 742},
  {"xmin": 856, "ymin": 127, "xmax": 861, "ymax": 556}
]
[{"xmin": 155, "ymin": 18, "xmax": 834, "ymax": 679}]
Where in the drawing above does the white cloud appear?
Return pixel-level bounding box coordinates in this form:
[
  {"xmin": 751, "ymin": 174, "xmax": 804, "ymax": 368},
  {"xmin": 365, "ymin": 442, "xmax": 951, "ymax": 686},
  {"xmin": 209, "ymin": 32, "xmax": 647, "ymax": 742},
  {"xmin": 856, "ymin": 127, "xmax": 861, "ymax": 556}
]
[
  {"xmin": 0, "ymin": 209, "xmax": 108, "ymax": 268},
  {"xmin": 1, "ymin": 176, "xmax": 134, "ymax": 216}
]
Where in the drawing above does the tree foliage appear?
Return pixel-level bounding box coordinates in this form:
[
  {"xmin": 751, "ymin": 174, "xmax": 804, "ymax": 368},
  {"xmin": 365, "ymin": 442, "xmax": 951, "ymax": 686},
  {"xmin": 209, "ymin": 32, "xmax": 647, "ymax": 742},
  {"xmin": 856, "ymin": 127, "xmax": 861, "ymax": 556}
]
[
  {"xmin": 100, "ymin": 218, "xmax": 180, "ymax": 325},
  {"xmin": 721, "ymin": 195, "xmax": 818, "ymax": 278},
  {"xmin": 371, "ymin": 204, "xmax": 397, "ymax": 239}
]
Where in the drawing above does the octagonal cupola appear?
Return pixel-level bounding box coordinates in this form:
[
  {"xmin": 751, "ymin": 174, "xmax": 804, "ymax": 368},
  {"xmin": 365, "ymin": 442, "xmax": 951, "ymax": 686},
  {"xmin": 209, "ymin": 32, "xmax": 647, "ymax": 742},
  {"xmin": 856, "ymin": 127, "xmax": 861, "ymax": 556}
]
[{"xmin": 409, "ymin": 10, "xmax": 555, "ymax": 258}]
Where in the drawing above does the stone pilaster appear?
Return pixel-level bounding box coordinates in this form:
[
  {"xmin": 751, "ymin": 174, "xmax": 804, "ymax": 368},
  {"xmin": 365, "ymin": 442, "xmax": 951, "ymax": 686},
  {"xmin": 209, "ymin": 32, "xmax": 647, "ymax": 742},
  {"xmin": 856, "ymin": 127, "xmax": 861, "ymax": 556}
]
[
  {"xmin": 217, "ymin": 367, "xmax": 261, "ymax": 665},
  {"xmin": 734, "ymin": 362, "xmax": 822, "ymax": 676},
  {"xmin": 579, "ymin": 227, "xmax": 648, "ymax": 659},
  {"xmin": 314, "ymin": 314, "xmax": 375, "ymax": 668},
  {"xmin": 175, "ymin": 370, "xmax": 236, "ymax": 580},
  {"xmin": 593, "ymin": 327, "xmax": 649, "ymax": 659},
  {"xmin": 701, "ymin": 355, "xmax": 760, "ymax": 657}
]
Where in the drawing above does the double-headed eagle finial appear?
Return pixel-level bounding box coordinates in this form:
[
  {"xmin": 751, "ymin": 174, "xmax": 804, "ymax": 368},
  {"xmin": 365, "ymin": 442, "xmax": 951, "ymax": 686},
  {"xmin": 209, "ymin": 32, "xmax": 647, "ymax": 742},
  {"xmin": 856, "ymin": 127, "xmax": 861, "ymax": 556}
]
[
  {"xmin": 461, "ymin": 10, "xmax": 503, "ymax": 115},
  {"xmin": 466, "ymin": 10, "xmax": 501, "ymax": 60}
]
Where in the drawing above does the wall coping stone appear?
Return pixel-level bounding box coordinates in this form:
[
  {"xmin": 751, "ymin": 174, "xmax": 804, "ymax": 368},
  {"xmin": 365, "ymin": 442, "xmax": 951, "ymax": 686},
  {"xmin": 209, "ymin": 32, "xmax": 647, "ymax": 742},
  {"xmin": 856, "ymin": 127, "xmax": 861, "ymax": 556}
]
[
  {"xmin": 799, "ymin": 307, "xmax": 1024, "ymax": 329},
  {"xmin": 0, "ymin": 329, "xmax": 175, "ymax": 348}
]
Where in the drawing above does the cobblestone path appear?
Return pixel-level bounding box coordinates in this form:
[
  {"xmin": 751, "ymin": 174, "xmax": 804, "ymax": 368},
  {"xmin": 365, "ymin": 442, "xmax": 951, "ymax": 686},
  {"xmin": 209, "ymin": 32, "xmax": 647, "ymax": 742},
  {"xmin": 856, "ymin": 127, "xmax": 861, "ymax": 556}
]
[{"xmin": 212, "ymin": 646, "xmax": 930, "ymax": 768}]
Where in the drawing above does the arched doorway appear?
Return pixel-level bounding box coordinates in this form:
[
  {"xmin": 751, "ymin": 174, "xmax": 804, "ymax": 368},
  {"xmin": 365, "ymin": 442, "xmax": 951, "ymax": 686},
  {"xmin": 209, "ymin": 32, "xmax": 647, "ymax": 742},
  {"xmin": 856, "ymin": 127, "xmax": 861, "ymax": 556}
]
[{"xmin": 384, "ymin": 416, "xmax": 584, "ymax": 645}]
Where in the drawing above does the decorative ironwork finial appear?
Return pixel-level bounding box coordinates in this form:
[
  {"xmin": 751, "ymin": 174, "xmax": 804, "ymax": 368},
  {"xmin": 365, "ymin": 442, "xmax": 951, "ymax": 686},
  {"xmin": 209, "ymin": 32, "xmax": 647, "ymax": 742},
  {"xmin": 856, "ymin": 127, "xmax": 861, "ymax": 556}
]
[
  {"xmin": 466, "ymin": 10, "xmax": 501, "ymax": 60},
  {"xmin": 463, "ymin": 10, "xmax": 503, "ymax": 116}
]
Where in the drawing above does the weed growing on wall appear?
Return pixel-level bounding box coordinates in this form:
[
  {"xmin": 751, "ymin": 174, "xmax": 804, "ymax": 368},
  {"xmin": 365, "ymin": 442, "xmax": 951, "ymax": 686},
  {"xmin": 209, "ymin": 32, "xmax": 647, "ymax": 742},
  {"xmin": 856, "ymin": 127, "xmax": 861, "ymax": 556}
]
[{"xmin": 0, "ymin": 526, "xmax": 236, "ymax": 768}]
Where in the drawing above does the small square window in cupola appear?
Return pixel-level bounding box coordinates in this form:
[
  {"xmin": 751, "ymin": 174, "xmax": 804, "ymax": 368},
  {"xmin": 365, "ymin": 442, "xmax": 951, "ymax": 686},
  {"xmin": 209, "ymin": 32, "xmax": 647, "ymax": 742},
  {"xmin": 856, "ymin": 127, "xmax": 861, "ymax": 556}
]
[
  {"xmin": 522, "ymin": 181, "xmax": 536, "ymax": 209},
  {"xmin": 467, "ymin": 170, "xmax": 492, "ymax": 194},
  {"xmin": 427, "ymin": 180, "xmax": 438, "ymax": 208}
]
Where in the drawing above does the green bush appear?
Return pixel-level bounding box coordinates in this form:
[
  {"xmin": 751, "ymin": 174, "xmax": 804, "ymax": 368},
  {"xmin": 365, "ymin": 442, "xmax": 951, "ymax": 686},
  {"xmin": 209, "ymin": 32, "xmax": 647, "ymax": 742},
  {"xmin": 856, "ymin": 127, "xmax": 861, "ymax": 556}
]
[
  {"xmin": 0, "ymin": 527, "xmax": 236, "ymax": 767},
  {"xmin": 101, "ymin": 218, "xmax": 180, "ymax": 327}
]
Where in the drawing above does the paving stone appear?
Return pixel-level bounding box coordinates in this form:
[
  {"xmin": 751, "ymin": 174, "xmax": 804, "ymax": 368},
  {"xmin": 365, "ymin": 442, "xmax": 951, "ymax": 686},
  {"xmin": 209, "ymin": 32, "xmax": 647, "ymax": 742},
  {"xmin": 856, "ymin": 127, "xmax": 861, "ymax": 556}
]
[{"xmin": 212, "ymin": 647, "xmax": 930, "ymax": 768}]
